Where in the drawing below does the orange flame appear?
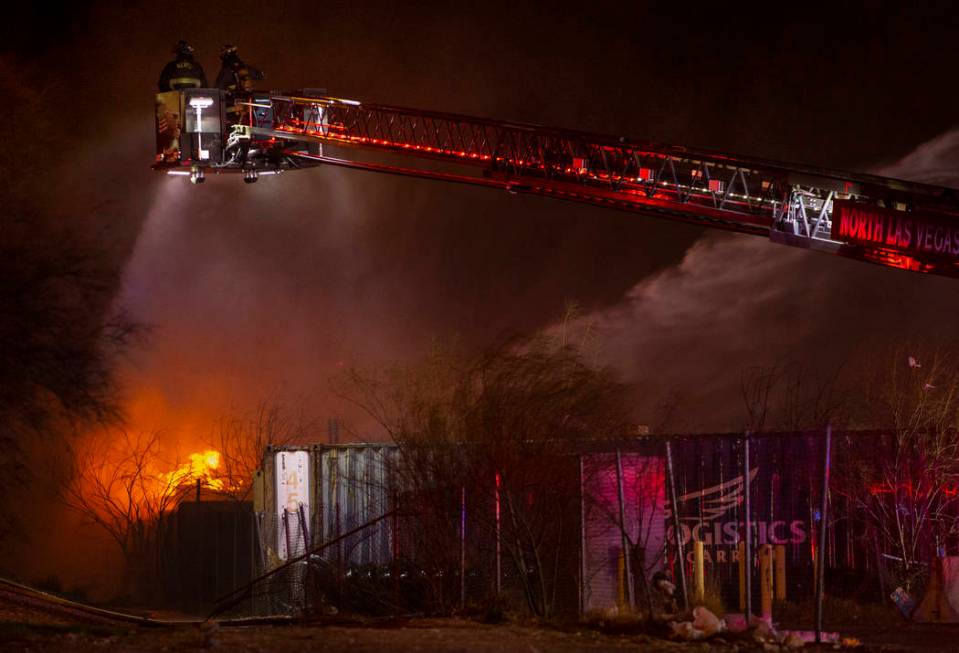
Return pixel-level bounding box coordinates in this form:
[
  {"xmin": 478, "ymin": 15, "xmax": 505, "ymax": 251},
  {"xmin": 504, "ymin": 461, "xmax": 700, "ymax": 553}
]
[{"xmin": 158, "ymin": 449, "xmax": 228, "ymax": 492}]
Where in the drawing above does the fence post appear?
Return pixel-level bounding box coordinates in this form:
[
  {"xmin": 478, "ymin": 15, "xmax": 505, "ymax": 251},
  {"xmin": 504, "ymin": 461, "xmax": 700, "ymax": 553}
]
[
  {"xmin": 774, "ymin": 544, "xmax": 787, "ymax": 602},
  {"xmin": 815, "ymin": 425, "xmax": 832, "ymax": 643},
  {"xmin": 743, "ymin": 433, "xmax": 753, "ymax": 619},
  {"xmin": 250, "ymin": 511, "xmax": 256, "ymax": 617},
  {"xmin": 578, "ymin": 458, "xmax": 586, "ymax": 616},
  {"xmin": 738, "ymin": 541, "xmax": 746, "ymax": 611},
  {"xmin": 615, "ymin": 449, "xmax": 635, "ymax": 611},
  {"xmin": 760, "ymin": 544, "xmax": 773, "ymax": 621},
  {"xmin": 460, "ymin": 485, "xmax": 466, "ymax": 611},
  {"xmin": 391, "ymin": 489, "xmax": 400, "ymax": 610},
  {"xmin": 253, "ymin": 512, "xmax": 268, "ymax": 614},
  {"xmin": 495, "ymin": 472, "xmax": 502, "ymax": 599},
  {"xmin": 282, "ymin": 508, "xmax": 295, "ymax": 613},
  {"xmin": 283, "ymin": 508, "xmax": 292, "ymax": 562},
  {"xmin": 298, "ymin": 504, "xmax": 311, "ymax": 614},
  {"xmin": 693, "ymin": 541, "xmax": 705, "ymax": 603},
  {"xmin": 665, "ymin": 440, "xmax": 689, "ymax": 611}
]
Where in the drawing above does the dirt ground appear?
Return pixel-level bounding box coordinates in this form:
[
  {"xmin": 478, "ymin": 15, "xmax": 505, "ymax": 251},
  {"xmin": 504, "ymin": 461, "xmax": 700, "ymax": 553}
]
[
  {"xmin": 839, "ymin": 623, "xmax": 959, "ymax": 653},
  {"xmin": 0, "ymin": 619, "xmax": 832, "ymax": 652},
  {"xmin": 2, "ymin": 586, "xmax": 958, "ymax": 652},
  {"xmin": 0, "ymin": 616, "xmax": 938, "ymax": 653}
]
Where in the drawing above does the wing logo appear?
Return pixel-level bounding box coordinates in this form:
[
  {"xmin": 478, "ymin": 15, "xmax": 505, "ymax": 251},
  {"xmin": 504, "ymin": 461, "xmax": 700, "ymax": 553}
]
[{"xmin": 666, "ymin": 467, "xmax": 759, "ymax": 522}]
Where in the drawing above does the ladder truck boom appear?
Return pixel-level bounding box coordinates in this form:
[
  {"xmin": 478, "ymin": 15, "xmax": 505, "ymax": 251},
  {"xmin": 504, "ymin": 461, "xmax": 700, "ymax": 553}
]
[{"xmin": 154, "ymin": 88, "xmax": 959, "ymax": 279}]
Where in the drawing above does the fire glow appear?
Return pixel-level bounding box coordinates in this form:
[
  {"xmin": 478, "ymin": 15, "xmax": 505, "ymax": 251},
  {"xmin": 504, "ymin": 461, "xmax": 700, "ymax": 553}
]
[{"xmin": 158, "ymin": 449, "xmax": 228, "ymax": 493}]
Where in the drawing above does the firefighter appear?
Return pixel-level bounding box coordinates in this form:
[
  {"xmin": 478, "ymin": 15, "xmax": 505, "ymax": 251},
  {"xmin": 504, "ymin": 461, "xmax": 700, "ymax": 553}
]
[
  {"xmin": 215, "ymin": 45, "xmax": 265, "ymax": 94},
  {"xmin": 158, "ymin": 40, "xmax": 208, "ymax": 91},
  {"xmin": 652, "ymin": 570, "xmax": 678, "ymax": 613}
]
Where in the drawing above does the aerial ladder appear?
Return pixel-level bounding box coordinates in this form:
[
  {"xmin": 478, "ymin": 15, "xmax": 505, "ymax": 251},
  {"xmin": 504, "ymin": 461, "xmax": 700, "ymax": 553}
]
[{"xmin": 153, "ymin": 87, "xmax": 959, "ymax": 278}]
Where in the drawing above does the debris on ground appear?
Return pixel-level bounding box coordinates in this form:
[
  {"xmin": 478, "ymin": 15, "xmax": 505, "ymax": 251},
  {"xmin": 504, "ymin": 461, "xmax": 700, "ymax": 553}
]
[
  {"xmin": 0, "ymin": 583, "xmax": 923, "ymax": 652},
  {"xmin": 692, "ymin": 606, "xmax": 725, "ymax": 636},
  {"xmin": 890, "ymin": 587, "xmax": 916, "ymax": 618},
  {"xmin": 667, "ymin": 606, "xmax": 726, "ymax": 640},
  {"xmin": 667, "ymin": 606, "xmax": 860, "ymax": 649}
]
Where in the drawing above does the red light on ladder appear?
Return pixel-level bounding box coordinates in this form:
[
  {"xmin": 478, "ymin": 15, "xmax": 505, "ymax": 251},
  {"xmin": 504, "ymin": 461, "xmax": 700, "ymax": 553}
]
[{"xmin": 708, "ymin": 179, "xmax": 724, "ymax": 193}]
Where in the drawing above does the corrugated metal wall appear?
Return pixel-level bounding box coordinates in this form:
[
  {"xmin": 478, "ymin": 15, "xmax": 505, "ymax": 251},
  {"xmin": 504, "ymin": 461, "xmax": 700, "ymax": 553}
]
[
  {"xmin": 582, "ymin": 454, "xmax": 666, "ymax": 613},
  {"xmin": 257, "ymin": 444, "xmax": 399, "ymax": 570},
  {"xmin": 254, "ymin": 435, "xmax": 830, "ymax": 617},
  {"xmin": 313, "ymin": 444, "xmax": 398, "ymax": 567}
]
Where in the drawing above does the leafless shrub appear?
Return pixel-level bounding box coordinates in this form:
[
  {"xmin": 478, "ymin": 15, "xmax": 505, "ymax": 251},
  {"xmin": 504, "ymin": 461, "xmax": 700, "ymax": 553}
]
[
  {"xmin": 208, "ymin": 400, "xmax": 307, "ymax": 502},
  {"xmin": 62, "ymin": 431, "xmax": 187, "ymax": 601},
  {"xmin": 835, "ymin": 345, "xmax": 959, "ymax": 589},
  {"xmin": 340, "ymin": 335, "xmax": 633, "ymax": 618},
  {"xmin": 740, "ymin": 361, "xmax": 849, "ymax": 433}
]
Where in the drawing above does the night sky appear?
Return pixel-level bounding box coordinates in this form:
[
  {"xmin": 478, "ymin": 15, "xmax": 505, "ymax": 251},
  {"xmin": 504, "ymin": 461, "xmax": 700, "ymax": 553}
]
[{"xmin": 5, "ymin": 1, "xmax": 959, "ymax": 440}]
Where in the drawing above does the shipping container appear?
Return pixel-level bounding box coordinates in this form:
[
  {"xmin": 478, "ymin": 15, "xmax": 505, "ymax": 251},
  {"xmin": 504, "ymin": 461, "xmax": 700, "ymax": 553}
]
[{"xmin": 256, "ymin": 444, "xmax": 400, "ymax": 571}]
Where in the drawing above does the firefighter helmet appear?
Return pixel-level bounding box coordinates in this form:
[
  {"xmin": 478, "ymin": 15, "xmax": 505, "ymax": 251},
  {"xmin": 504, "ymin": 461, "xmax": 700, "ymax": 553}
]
[{"xmin": 175, "ymin": 40, "xmax": 194, "ymax": 57}]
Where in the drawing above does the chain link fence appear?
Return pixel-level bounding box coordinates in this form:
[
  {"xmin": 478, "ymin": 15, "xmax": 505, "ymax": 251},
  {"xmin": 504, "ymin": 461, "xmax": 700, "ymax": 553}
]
[{"xmin": 200, "ymin": 432, "xmax": 853, "ymax": 624}]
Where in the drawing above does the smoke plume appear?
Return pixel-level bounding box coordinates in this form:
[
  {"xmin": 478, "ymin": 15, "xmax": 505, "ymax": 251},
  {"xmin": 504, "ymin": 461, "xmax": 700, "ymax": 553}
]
[{"xmin": 568, "ymin": 130, "xmax": 959, "ymax": 431}]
